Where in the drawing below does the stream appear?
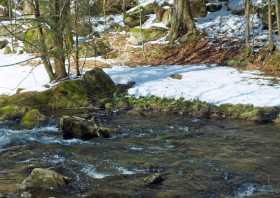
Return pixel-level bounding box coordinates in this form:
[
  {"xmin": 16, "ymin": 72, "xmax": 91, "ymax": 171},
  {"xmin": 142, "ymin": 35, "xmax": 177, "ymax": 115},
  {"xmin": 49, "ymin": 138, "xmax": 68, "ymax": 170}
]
[{"xmin": 0, "ymin": 114, "xmax": 280, "ymax": 197}]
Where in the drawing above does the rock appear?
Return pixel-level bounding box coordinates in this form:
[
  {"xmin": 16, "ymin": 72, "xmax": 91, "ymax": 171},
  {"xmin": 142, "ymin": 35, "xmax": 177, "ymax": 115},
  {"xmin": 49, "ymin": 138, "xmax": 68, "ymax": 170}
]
[
  {"xmin": 3, "ymin": 46, "xmax": 12, "ymax": 54},
  {"xmin": 129, "ymin": 27, "xmax": 167, "ymax": 45},
  {"xmin": 144, "ymin": 173, "xmax": 165, "ymax": 187},
  {"xmin": 21, "ymin": 109, "xmax": 46, "ymax": 129},
  {"xmin": 76, "ymin": 21, "xmax": 93, "ymax": 37},
  {"xmin": 124, "ymin": 2, "xmax": 157, "ymax": 27},
  {"xmin": 0, "ymin": 105, "xmax": 26, "ymax": 121},
  {"xmin": 207, "ymin": 3, "xmax": 223, "ymax": 12},
  {"xmin": 79, "ymin": 38, "xmax": 112, "ymax": 58},
  {"xmin": 189, "ymin": 0, "xmax": 207, "ymax": 18},
  {"xmin": 60, "ymin": 116, "xmax": 112, "ymax": 140},
  {"xmin": 127, "ymin": 2, "xmax": 158, "ymax": 16},
  {"xmin": 20, "ymin": 168, "xmax": 70, "ymax": 190},
  {"xmin": 170, "ymin": 74, "xmax": 183, "ymax": 80},
  {"xmin": 124, "ymin": 14, "xmax": 149, "ymax": 28},
  {"xmin": 90, "ymin": 0, "xmax": 137, "ymax": 16},
  {"xmin": 24, "ymin": 28, "xmax": 54, "ymax": 53},
  {"xmin": 228, "ymin": 0, "xmax": 244, "ymax": 14},
  {"xmin": 0, "ymin": 39, "xmax": 8, "ymax": 49},
  {"xmin": 83, "ymin": 68, "xmax": 116, "ymax": 100}
]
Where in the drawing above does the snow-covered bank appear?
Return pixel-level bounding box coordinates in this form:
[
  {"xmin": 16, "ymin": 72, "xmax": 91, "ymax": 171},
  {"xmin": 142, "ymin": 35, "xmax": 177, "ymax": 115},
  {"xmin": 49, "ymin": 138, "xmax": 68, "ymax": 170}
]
[
  {"xmin": 104, "ymin": 65, "xmax": 280, "ymax": 107},
  {"xmin": 0, "ymin": 54, "xmax": 50, "ymax": 95}
]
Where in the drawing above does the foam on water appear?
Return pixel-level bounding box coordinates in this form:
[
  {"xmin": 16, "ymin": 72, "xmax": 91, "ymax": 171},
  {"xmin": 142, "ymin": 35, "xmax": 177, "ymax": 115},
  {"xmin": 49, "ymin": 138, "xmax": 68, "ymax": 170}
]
[{"xmin": 0, "ymin": 125, "xmax": 88, "ymax": 148}]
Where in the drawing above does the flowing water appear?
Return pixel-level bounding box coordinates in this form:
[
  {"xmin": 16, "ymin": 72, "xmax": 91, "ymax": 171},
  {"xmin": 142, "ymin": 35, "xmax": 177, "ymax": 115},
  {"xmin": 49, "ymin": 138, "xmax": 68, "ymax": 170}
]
[{"xmin": 0, "ymin": 114, "xmax": 280, "ymax": 198}]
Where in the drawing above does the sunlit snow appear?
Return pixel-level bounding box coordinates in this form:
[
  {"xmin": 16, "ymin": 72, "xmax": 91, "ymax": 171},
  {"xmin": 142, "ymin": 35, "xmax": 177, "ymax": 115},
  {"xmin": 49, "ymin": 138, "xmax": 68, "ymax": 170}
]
[{"xmin": 104, "ymin": 65, "xmax": 280, "ymax": 107}]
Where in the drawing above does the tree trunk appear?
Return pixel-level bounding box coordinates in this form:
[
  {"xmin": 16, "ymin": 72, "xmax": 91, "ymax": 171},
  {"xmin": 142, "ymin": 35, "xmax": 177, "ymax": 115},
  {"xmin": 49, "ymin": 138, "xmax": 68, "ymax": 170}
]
[
  {"xmin": 268, "ymin": 0, "xmax": 274, "ymax": 51},
  {"xmin": 33, "ymin": 0, "xmax": 55, "ymax": 81},
  {"xmin": 168, "ymin": 0, "xmax": 196, "ymax": 43},
  {"xmin": 74, "ymin": 0, "xmax": 80, "ymax": 76},
  {"xmin": 245, "ymin": 0, "xmax": 251, "ymax": 48},
  {"xmin": 276, "ymin": 0, "xmax": 280, "ymax": 39},
  {"xmin": 50, "ymin": 0, "xmax": 68, "ymax": 80}
]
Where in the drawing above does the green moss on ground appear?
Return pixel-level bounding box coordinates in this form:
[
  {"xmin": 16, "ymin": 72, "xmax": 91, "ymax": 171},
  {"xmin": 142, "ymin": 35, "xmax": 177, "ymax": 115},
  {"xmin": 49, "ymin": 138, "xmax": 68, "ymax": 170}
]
[{"xmin": 113, "ymin": 96, "xmax": 280, "ymax": 123}]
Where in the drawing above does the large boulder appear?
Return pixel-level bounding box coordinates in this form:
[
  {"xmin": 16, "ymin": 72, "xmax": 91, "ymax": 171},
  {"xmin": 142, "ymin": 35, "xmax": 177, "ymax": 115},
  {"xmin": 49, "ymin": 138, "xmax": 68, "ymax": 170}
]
[
  {"xmin": 0, "ymin": 68, "xmax": 116, "ymax": 122},
  {"xmin": 83, "ymin": 68, "xmax": 116, "ymax": 100},
  {"xmin": 60, "ymin": 116, "xmax": 112, "ymax": 140},
  {"xmin": 20, "ymin": 168, "xmax": 70, "ymax": 190}
]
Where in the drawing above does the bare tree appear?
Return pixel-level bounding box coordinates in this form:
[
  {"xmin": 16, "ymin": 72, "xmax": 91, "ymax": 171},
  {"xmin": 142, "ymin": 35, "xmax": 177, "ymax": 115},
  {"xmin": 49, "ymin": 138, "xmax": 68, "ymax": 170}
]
[
  {"xmin": 33, "ymin": 0, "xmax": 55, "ymax": 81},
  {"xmin": 276, "ymin": 0, "xmax": 280, "ymax": 39},
  {"xmin": 268, "ymin": 0, "xmax": 274, "ymax": 51},
  {"xmin": 245, "ymin": 0, "xmax": 251, "ymax": 48}
]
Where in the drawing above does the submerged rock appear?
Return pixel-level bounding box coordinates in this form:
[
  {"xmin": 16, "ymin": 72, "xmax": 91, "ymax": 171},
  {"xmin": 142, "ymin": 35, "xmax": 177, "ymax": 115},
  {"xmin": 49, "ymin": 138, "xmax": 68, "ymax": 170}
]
[
  {"xmin": 144, "ymin": 173, "xmax": 165, "ymax": 187},
  {"xmin": 60, "ymin": 116, "xmax": 112, "ymax": 140},
  {"xmin": 20, "ymin": 168, "xmax": 70, "ymax": 190}
]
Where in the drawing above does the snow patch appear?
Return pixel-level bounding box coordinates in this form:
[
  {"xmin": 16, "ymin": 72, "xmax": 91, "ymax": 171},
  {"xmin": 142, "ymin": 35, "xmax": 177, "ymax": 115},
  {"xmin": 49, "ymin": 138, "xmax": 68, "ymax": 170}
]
[{"xmin": 105, "ymin": 65, "xmax": 280, "ymax": 107}]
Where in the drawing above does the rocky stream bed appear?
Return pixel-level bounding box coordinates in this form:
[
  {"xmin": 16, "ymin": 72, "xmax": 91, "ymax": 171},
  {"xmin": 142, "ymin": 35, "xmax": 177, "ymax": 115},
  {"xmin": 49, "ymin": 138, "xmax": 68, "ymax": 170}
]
[{"xmin": 0, "ymin": 113, "xmax": 279, "ymax": 198}]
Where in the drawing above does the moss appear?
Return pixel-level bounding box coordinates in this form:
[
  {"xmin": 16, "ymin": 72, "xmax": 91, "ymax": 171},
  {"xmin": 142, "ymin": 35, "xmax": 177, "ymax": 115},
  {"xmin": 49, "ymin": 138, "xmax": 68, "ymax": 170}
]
[
  {"xmin": 114, "ymin": 96, "xmax": 280, "ymax": 122},
  {"xmin": 129, "ymin": 27, "xmax": 167, "ymax": 45},
  {"xmin": 226, "ymin": 47, "xmax": 252, "ymax": 68},
  {"xmin": 79, "ymin": 39, "xmax": 111, "ymax": 58},
  {"xmin": 0, "ymin": 68, "xmax": 116, "ymax": 120},
  {"xmin": 21, "ymin": 109, "xmax": 46, "ymax": 129},
  {"xmin": 3, "ymin": 46, "xmax": 12, "ymax": 54},
  {"xmin": 48, "ymin": 80, "xmax": 89, "ymax": 110},
  {"xmin": 0, "ymin": 105, "xmax": 26, "ymax": 121},
  {"xmin": 24, "ymin": 28, "xmax": 54, "ymax": 53}
]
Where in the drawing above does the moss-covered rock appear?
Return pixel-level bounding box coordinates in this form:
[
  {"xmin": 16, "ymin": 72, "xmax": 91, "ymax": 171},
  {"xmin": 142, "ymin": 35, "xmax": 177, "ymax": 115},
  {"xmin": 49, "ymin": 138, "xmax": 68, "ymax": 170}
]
[
  {"xmin": 3, "ymin": 46, "xmax": 12, "ymax": 54},
  {"xmin": 21, "ymin": 109, "xmax": 46, "ymax": 129},
  {"xmin": 80, "ymin": 38, "xmax": 112, "ymax": 58},
  {"xmin": 0, "ymin": 68, "xmax": 116, "ymax": 120},
  {"xmin": 23, "ymin": 28, "xmax": 54, "ymax": 53},
  {"xmin": 60, "ymin": 116, "xmax": 112, "ymax": 140},
  {"xmin": 129, "ymin": 27, "xmax": 167, "ymax": 45},
  {"xmin": 77, "ymin": 21, "xmax": 93, "ymax": 37},
  {"xmin": 20, "ymin": 168, "xmax": 70, "ymax": 190},
  {"xmin": 0, "ymin": 105, "xmax": 26, "ymax": 121}
]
